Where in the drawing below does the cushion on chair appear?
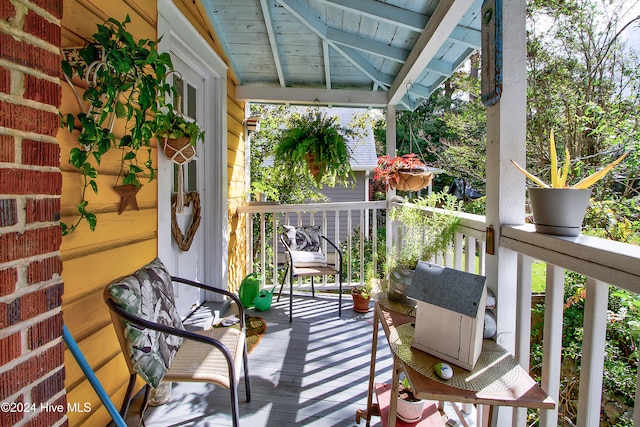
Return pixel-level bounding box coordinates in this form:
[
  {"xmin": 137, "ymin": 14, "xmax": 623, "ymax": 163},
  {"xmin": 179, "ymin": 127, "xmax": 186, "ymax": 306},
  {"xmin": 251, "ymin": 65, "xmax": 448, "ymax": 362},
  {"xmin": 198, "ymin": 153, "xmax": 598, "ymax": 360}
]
[
  {"xmin": 107, "ymin": 258, "xmax": 185, "ymax": 388},
  {"xmin": 282, "ymin": 225, "xmax": 322, "ymax": 252},
  {"xmin": 290, "ymin": 250, "xmax": 328, "ymax": 267}
]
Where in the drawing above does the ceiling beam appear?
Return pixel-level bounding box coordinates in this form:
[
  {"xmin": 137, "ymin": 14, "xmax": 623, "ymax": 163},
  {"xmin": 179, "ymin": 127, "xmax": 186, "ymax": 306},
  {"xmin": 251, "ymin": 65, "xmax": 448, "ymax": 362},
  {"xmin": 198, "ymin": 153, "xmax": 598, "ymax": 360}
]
[
  {"xmin": 449, "ymin": 25, "xmax": 481, "ymax": 49},
  {"xmin": 315, "ymin": 0, "xmax": 427, "ymax": 32},
  {"xmin": 259, "ymin": 0, "xmax": 286, "ymax": 87},
  {"xmin": 388, "ymin": 0, "xmax": 475, "ymax": 105},
  {"xmin": 322, "ymin": 41, "xmax": 331, "ymax": 89},
  {"xmin": 236, "ymin": 86, "xmax": 388, "ymax": 107},
  {"xmin": 276, "ymin": 0, "xmax": 393, "ymax": 88},
  {"xmin": 327, "ymin": 27, "xmax": 409, "ymax": 63}
]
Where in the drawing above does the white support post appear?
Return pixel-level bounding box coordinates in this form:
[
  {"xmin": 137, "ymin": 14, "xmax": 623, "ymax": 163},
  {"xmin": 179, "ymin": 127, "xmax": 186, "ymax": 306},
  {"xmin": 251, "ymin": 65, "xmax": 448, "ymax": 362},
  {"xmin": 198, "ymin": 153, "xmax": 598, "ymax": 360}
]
[
  {"xmin": 386, "ymin": 105, "xmax": 397, "ymax": 279},
  {"xmin": 577, "ymin": 278, "xmax": 609, "ymax": 427},
  {"xmin": 484, "ymin": 0, "xmax": 527, "ymax": 355},
  {"xmin": 540, "ymin": 264, "xmax": 565, "ymax": 427},
  {"xmin": 485, "ymin": 3, "xmax": 527, "ymax": 423}
]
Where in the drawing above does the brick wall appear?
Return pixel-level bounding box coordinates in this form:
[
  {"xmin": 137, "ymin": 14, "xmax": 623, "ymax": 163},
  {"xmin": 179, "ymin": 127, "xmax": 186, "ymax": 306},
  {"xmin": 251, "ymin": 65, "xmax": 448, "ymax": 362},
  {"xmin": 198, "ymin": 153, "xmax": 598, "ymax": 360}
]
[{"xmin": 0, "ymin": 0, "xmax": 65, "ymax": 426}]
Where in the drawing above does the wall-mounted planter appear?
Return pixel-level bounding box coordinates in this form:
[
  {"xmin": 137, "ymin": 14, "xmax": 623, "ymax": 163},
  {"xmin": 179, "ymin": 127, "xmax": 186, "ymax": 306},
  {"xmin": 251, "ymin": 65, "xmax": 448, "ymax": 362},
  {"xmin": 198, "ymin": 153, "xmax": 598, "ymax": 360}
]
[{"xmin": 528, "ymin": 188, "xmax": 592, "ymax": 236}]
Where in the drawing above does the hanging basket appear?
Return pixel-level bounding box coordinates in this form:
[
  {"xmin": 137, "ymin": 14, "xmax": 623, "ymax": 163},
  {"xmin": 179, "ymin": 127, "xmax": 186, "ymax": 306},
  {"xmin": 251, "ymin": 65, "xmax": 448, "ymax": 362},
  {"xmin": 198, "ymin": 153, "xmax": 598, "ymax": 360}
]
[
  {"xmin": 163, "ymin": 136, "xmax": 196, "ymax": 164},
  {"xmin": 306, "ymin": 153, "xmax": 321, "ymax": 179},
  {"xmin": 392, "ymin": 169, "xmax": 433, "ymax": 192}
]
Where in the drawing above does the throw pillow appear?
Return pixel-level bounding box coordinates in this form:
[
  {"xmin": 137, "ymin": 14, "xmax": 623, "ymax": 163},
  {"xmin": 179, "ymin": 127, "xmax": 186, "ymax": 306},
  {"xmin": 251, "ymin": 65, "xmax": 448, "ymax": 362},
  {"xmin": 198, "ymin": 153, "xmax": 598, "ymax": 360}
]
[
  {"xmin": 108, "ymin": 258, "xmax": 185, "ymax": 388},
  {"xmin": 282, "ymin": 225, "xmax": 322, "ymax": 252}
]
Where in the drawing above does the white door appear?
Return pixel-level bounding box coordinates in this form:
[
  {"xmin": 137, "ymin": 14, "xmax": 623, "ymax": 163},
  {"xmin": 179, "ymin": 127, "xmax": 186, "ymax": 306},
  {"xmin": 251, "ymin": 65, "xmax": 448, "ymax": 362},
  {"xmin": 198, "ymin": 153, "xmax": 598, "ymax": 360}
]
[
  {"xmin": 169, "ymin": 57, "xmax": 206, "ymax": 316},
  {"xmin": 158, "ymin": 0, "xmax": 230, "ymax": 318}
]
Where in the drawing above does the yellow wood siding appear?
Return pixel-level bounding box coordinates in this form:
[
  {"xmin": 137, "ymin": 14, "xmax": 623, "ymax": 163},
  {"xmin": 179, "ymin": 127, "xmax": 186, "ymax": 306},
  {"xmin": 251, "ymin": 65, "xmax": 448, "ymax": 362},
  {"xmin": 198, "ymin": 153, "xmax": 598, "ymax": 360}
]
[
  {"xmin": 61, "ymin": 1, "xmax": 158, "ymax": 425},
  {"xmin": 60, "ymin": 1, "xmax": 247, "ymax": 425},
  {"xmin": 226, "ymin": 83, "xmax": 247, "ymax": 293}
]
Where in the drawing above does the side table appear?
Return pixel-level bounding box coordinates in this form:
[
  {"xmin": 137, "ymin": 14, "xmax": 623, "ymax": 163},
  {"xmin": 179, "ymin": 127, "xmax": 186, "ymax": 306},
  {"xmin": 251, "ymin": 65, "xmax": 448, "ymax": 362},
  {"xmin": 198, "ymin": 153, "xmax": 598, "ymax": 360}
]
[{"xmin": 357, "ymin": 301, "xmax": 554, "ymax": 427}]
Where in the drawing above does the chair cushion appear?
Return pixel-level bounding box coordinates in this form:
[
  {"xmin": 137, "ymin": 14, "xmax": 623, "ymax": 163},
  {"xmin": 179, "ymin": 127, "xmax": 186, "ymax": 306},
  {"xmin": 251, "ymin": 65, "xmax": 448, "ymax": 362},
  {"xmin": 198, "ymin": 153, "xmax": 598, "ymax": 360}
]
[
  {"xmin": 282, "ymin": 225, "xmax": 322, "ymax": 251},
  {"xmin": 290, "ymin": 250, "xmax": 328, "ymax": 267},
  {"xmin": 107, "ymin": 258, "xmax": 185, "ymax": 388}
]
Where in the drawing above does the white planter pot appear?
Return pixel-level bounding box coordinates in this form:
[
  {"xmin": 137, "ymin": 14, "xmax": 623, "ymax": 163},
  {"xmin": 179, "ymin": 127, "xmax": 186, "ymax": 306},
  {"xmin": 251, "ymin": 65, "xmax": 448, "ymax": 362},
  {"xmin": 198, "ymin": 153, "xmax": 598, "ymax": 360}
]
[
  {"xmin": 396, "ymin": 396, "xmax": 426, "ymax": 423},
  {"xmin": 528, "ymin": 188, "xmax": 592, "ymax": 236}
]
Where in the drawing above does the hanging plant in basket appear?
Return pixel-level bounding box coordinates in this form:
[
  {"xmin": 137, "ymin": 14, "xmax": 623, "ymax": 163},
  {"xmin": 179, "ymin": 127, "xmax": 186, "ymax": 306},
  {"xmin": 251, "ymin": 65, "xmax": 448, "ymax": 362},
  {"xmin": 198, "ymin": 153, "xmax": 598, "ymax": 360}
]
[
  {"xmin": 156, "ymin": 106, "xmax": 205, "ymax": 164},
  {"xmin": 156, "ymin": 107, "xmax": 206, "ymax": 212},
  {"xmin": 60, "ymin": 15, "xmax": 188, "ymax": 234},
  {"xmin": 373, "ymin": 154, "xmax": 433, "ymax": 191},
  {"xmin": 273, "ymin": 110, "xmax": 356, "ymax": 187}
]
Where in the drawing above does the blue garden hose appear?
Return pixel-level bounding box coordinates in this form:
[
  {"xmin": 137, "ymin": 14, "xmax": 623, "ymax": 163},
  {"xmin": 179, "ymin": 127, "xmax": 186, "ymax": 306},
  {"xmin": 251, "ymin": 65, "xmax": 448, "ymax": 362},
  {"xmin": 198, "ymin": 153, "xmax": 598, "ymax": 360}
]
[{"xmin": 63, "ymin": 325, "xmax": 127, "ymax": 427}]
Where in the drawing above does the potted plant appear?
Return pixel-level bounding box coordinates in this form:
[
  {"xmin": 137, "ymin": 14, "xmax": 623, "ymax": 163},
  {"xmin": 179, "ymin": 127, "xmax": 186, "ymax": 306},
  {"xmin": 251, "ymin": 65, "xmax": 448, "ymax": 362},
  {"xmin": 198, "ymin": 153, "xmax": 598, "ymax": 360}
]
[
  {"xmin": 397, "ymin": 376, "xmax": 426, "ymax": 423},
  {"xmin": 155, "ymin": 104, "xmax": 206, "ymax": 165},
  {"xmin": 511, "ymin": 130, "xmax": 628, "ymax": 236},
  {"xmin": 387, "ymin": 192, "xmax": 462, "ymax": 305},
  {"xmin": 273, "ymin": 110, "xmax": 355, "ymax": 186},
  {"xmin": 351, "ymin": 283, "xmax": 372, "ymax": 313},
  {"xmin": 374, "ymin": 153, "xmax": 433, "ymax": 191},
  {"xmin": 60, "ymin": 16, "xmax": 203, "ymax": 234}
]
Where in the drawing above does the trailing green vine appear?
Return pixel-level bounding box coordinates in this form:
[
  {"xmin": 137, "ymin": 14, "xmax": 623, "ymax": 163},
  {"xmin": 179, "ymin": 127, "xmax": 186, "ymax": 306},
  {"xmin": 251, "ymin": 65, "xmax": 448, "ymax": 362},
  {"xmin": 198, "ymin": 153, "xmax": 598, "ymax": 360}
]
[{"xmin": 60, "ymin": 16, "xmax": 180, "ymax": 234}]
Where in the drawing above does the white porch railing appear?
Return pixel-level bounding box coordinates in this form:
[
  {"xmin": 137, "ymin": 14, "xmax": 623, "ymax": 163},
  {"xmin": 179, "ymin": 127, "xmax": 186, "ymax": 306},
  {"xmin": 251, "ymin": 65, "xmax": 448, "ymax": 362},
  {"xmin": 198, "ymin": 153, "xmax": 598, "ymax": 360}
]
[
  {"xmin": 237, "ymin": 201, "xmax": 387, "ymax": 291},
  {"xmin": 502, "ymin": 224, "xmax": 640, "ymax": 427},
  {"xmin": 238, "ymin": 200, "xmax": 640, "ymax": 427}
]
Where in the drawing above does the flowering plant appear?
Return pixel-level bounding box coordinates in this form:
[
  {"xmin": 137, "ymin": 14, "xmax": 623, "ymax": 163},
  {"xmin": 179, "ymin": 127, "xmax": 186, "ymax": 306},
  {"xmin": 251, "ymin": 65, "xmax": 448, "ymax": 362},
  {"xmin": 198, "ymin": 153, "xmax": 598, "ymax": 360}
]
[
  {"xmin": 373, "ymin": 154, "xmax": 427, "ymax": 190},
  {"xmin": 511, "ymin": 130, "xmax": 627, "ymax": 188}
]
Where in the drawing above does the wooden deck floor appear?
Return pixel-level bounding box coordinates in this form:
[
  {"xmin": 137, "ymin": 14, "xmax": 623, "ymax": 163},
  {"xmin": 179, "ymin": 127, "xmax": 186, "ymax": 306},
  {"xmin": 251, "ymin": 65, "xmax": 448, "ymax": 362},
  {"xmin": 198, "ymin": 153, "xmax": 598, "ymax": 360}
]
[{"xmin": 124, "ymin": 292, "xmax": 397, "ymax": 426}]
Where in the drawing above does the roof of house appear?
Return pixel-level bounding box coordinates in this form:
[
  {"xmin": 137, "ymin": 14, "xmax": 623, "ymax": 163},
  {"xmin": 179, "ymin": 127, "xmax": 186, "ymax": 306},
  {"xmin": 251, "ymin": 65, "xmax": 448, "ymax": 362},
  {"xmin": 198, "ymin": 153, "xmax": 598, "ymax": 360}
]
[{"xmin": 326, "ymin": 107, "xmax": 378, "ymax": 171}]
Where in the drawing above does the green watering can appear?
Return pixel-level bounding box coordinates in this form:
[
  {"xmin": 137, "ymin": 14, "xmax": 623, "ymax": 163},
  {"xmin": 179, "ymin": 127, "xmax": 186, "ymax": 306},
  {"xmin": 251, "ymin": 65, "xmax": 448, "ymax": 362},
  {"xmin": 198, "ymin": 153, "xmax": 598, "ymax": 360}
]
[
  {"xmin": 238, "ymin": 273, "xmax": 261, "ymax": 308},
  {"xmin": 253, "ymin": 286, "xmax": 276, "ymax": 312}
]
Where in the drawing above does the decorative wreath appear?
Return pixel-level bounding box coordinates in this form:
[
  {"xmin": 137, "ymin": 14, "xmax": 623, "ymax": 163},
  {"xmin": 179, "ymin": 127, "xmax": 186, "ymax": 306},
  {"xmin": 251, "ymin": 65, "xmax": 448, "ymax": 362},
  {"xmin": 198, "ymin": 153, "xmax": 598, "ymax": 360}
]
[{"xmin": 171, "ymin": 191, "xmax": 201, "ymax": 251}]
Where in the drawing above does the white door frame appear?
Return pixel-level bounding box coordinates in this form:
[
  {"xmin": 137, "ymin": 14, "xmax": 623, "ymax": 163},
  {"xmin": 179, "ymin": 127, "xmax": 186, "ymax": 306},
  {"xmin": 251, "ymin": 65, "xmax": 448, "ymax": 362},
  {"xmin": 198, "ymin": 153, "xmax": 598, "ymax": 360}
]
[{"xmin": 158, "ymin": 0, "xmax": 229, "ymax": 294}]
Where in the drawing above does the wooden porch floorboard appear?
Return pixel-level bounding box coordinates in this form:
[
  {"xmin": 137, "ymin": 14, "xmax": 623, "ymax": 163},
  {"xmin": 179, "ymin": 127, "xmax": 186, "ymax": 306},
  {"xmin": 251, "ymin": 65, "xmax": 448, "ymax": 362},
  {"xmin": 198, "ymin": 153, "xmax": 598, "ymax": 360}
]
[{"xmin": 124, "ymin": 292, "xmax": 395, "ymax": 426}]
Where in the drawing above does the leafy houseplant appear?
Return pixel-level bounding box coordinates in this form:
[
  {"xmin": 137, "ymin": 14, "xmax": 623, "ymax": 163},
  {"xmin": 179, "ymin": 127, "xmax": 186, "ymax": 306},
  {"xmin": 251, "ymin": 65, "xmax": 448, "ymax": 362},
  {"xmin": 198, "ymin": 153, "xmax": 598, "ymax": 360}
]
[
  {"xmin": 387, "ymin": 192, "xmax": 462, "ymax": 305},
  {"xmin": 273, "ymin": 111, "xmax": 355, "ymax": 187},
  {"xmin": 60, "ymin": 16, "xmax": 204, "ymax": 234},
  {"xmin": 351, "ymin": 278, "xmax": 373, "ymax": 313},
  {"xmin": 511, "ymin": 130, "xmax": 628, "ymax": 236},
  {"xmin": 155, "ymin": 107, "xmax": 206, "ymax": 164},
  {"xmin": 373, "ymin": 153, "xmax": 433, "ymax": 191}
]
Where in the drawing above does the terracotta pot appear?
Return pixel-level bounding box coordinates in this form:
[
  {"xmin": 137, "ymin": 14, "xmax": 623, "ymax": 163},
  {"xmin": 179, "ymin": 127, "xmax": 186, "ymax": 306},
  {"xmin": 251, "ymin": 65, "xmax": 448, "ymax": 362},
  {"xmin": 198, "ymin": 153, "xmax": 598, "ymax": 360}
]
[
  {"xmin": 306, "ymin": 153, "xmax": 321, "ymax": 179},
  {"xmin": 351, "ymin": 290, "xmax": 371, "ymax": 313},
  {"xmin": 528, "ymin": 188, "xmax": 591, "ymax": 236}
]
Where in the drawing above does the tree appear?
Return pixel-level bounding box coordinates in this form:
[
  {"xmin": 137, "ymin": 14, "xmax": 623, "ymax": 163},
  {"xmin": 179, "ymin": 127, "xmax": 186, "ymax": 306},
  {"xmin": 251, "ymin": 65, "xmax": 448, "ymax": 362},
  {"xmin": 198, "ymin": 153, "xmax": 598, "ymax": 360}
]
[{"xmin": 527, "ymin": 0, "xmax": 640, "ymax": 199}]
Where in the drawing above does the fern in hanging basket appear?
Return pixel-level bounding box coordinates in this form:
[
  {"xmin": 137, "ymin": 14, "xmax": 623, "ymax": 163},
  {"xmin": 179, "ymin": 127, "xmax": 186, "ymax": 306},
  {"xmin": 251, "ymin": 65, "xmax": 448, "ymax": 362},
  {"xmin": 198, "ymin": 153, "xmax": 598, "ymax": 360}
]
[{"xmin": 273, "ymin": 111, "xmax": 355, "ymax": 187}]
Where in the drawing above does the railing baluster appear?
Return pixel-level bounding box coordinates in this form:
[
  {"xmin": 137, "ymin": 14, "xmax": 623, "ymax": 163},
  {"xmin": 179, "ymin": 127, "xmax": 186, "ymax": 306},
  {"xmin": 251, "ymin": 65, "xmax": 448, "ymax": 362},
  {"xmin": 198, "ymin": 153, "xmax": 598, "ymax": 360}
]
[
  {"xmin": 577, "ymin": 278, "xmax": 608, "ymax": 427},
  {"xmin": 454, "ymin": 232, "xmax": 464, "ymax": 270},
  {"xmin": 540, "ymin": 264, "xmax": 565, "ymax": 427},
  {"xmin": 465, "ymin": 235, "xmax": 475, "ymax": 273},
  {"xmin": 360, "ymin": 208, "xmax": 365, "ymax": 286},
  {"xmin": 514, "ymin": 253, "xmax": 533, "ymax": 427},
  {"xmin": 272, "ymin": 212, "xmax": 278, "ymax": 291},
  {"xmin": 260, "ymin": 212, "xmax": 266, "ymax": 286}
]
